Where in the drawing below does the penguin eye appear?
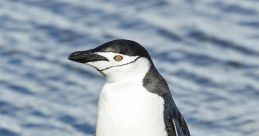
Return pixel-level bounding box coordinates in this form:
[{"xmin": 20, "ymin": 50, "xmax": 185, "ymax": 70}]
[{"xmin": 114, "ymin": 55, "xmax": 123, "ymax": 61}]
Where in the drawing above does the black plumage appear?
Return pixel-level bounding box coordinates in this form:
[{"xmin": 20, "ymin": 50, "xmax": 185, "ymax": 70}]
[{"xmin": 98, "ymin": 39, "xmax": 191, "ymax": 136}]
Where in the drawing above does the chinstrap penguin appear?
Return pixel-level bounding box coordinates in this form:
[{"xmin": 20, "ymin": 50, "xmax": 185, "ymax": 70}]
[{"xmin": 68, "ymin": 39, "xmax": 190, "ymax": 136}]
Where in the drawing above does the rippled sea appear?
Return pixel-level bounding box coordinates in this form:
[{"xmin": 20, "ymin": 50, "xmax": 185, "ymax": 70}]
[{"xmin": 0, "ymin": 0, "xmax": 259, "ymax": 136}]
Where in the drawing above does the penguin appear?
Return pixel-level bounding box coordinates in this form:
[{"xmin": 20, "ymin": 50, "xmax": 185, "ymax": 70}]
[{"xmin": 68, "ymin": 39, "xmax": 190, "ymax": 136}]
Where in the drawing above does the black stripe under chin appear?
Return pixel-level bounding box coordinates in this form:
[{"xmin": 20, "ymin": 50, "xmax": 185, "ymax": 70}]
[{"xmin": 99, "ymin": 57, "xmax": 141, "ymax": 71}]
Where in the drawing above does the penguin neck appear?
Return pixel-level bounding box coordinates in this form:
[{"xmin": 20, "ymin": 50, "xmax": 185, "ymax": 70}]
[{"xmin": 143, "ymin": 64, "xmax": 170, "ymax": 97}]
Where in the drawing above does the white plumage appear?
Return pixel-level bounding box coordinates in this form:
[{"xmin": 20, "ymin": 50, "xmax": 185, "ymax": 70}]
[{"xmin": 68, "ymin": 39, "xmax": 190, "ymax": 136}]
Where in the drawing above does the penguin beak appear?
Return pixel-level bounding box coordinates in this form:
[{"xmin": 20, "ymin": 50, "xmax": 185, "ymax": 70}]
[{"xmin": 68, "ymin": 50, "xmax": 109, "ymax": 63}]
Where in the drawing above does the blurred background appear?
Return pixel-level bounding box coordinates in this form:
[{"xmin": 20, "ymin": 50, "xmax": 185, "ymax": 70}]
[{"xmin": 0, "ymin": 0, "xmax": 259, "ymax": 136}]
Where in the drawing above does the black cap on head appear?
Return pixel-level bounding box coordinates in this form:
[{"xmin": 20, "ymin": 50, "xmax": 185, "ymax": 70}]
[
  {"xmin": 92, "ymin": 39, "xmax": 151, "ymax": 59},
  {"xmin": 68, "ymin": 39, "xmax": 153, "ymax": 64}
]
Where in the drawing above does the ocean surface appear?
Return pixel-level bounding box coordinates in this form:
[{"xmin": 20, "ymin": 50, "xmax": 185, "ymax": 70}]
[{"xmin": 0, "ymin": 0, "xmax": 259, "ymax": 136}]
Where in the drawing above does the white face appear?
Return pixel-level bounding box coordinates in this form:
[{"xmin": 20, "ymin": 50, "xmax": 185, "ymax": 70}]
[{"xmin": 86, "ymin": 52, "xmax": 151, "ymax": 83}]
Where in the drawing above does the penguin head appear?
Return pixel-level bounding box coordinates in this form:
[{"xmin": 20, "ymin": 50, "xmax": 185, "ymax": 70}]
[{"xmin": 68, "ymin": 39, "xmax": 153, "ymax": 82}]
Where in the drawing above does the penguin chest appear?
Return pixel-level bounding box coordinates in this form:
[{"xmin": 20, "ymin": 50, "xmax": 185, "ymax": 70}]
[{"xmin": 96, "ymin": 82, "xmax": 167, "ymax": 136}]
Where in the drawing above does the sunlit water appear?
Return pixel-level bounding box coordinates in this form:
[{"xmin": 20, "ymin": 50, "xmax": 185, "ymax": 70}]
[{"xmin": 0, "ymin": 0, "xmax": 259, "ymax": 136}]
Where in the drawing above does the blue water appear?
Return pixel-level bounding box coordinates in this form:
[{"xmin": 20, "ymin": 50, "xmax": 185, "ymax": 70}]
[{"xmin": 0, "ymin": 0, "xmax": 259, "ymax": 136}]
